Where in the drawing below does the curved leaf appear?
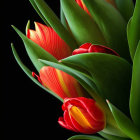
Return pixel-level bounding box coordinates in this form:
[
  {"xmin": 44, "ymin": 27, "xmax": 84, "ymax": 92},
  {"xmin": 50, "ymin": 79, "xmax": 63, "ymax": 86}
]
[
  {"xmin": 11, "ymin": 43, "xmax": 63, "ymax": 102},
  {"xmin": 68, "ymin": 135, "xmax": 105, "ymax": 140},
  {"xmin": 107, "ymin": 101, "xmax": 140, "ymax": 140},
  {"xmin": 29, "ymin": 0, "xmax": 50, "ymax": 26},
  {"xmin": 34, "ymin": 0, "xmax": 77, "ymax": 50},
  {"xmin": 62, "ymin": 53, "xmax": 132, "ymax": 114},
  {"xmin": 127, "ymin": 0, "xmax": 140, "ymax": 59},
  {"xmin": 12, "ymin": 25, "xmax": 57, "ymax": 72},
  {"xmin": 130, "ymin": 41, "xmax": 140, "ymax": 128},
  {"xmin": 115, "ymin": 0, "xmax": 134, "ymax": 22},
  {"xmin": 83, "ymin": 0, "xmax": 131, "ymax": 62},
  {"xmin": 60, "ymin": 0, "xmax": 106, "ymax": 46}
]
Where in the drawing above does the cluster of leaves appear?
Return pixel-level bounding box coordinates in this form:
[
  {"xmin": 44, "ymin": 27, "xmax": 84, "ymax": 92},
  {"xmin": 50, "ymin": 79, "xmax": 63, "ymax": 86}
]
[{"xmin": 11, "ymin": 0, "xmax": 140, "ymax": 140}]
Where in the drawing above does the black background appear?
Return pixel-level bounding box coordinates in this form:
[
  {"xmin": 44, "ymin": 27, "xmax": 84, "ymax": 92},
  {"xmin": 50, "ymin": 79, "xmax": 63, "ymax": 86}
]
[{"xmin": 4, "ymin": 0, "xmax": 136, "ymax": 140}]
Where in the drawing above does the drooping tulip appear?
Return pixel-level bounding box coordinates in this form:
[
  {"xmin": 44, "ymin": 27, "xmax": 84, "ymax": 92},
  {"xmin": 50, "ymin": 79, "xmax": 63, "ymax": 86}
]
[{"xmin": 58, "ymin": 97, "xmax": 106, "ymax": 134}]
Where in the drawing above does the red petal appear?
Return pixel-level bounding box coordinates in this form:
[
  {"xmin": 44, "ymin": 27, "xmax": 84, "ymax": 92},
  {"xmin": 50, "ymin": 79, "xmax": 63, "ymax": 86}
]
[
  {"xmin": 88, "ymin": 45, "xmax": 119, "ymax": 56},
  {"xmin": 27, "ymin": 22, "xmax": 72, "ymax": 60},
  {"xmin": 39, "ymin": 67, "xmax": 85, "ymax": 99}
]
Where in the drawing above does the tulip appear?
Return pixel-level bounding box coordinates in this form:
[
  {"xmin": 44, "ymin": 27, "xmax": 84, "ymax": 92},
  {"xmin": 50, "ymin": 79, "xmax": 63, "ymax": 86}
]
[
  {"xmin": 58, "ymin": 97, "xmax": 106, "ymax": 134},
  {"xmin": 27, "ymin": 22, "xmax": 72, "ymax": 60},
  {"xmin": 72, "ymin": 43, "xmax": 119, "ymax": 56}
]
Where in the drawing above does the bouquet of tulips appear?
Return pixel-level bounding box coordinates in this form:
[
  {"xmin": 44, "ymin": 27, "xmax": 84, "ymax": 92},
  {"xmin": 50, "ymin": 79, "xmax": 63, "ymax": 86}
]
[{"xmin": 11, "ymin": 0, "xmax": 140, "ymax": 139}]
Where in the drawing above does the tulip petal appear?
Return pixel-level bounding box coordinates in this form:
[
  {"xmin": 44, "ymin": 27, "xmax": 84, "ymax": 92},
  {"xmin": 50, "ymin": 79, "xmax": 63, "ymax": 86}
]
[
  {"xmin": 40, "ymin": 66, "xmax": 85, "ymax": 99},
  {"xmin": 28, "ymin": 22, "xmax": 72, "ymax": 60}
]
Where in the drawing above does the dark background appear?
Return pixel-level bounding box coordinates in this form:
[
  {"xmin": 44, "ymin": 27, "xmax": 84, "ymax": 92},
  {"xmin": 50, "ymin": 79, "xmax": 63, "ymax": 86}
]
[{"xmin": 4, "ymin": 0, "xmax": 136, "ymax": 140}]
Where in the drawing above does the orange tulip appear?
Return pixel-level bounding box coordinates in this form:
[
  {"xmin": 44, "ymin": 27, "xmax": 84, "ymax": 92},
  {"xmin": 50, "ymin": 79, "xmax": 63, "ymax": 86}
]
[{"xmin": 58, "ymin": 97, "xmax": 106, "ymax": 134}]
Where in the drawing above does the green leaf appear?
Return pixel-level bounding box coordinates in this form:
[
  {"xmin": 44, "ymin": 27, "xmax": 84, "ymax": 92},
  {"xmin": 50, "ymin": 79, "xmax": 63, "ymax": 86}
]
[
  {"xmin": 99, "ymin": 131, "xmax": 131, "ymax": 140},
  {"xmin": 33, "ymin": 0, "xmax": 77, "ymax": 50},
  {"xmin": 127, "ymin": 0, "xmax": 140, "ymax": 59},
  {"xmin": 12, "ymin": 25, "xmax": 57, "ymax": 72},
  {"xmin": 29, "ymin": 0, "xmax": 50, "ymax": 26},
  {"xmin": 39, "ymin": 59, "xmax": 110, "ymax": 107},
  {"xmin": 130, "ymin": 41, "xmax": 140, "ymax": 128},
  {"xmin": 115, "ymin": 0, "xmax": 134, "ymax": 22},
  {"xmin": 83, "ymin": 0, "xmax": 131, "ymax": 62},
  {"xmin": 11, "ymin": 43, "xmax": 63, "ymax": 102},
  {"xmin": 60, "ymin": 0, "xmax": 106, "ymax": 46},
  {"xmin": 25, "ymin": 20, "xmax": 31, "ymax": 35},
  {"xmin": 107, "ymin": 101, "xmax": 140, "ymax": 140},
  {"xmin": 60, "ymin": 2, "xmax": 67, "ymax": 28},
  {"xmin": 62, "ymin": 53, "xmax": 132, "ymax": 114},
  {"xmin": 68, "ymin": 135, "xmax": 105, "ymax": 140}
]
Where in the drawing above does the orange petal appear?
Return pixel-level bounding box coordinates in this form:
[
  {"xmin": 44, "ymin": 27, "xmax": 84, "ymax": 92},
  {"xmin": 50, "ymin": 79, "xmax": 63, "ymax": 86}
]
[
  {"xmin": 27, "ymin": 22, "xmax": 72, "ymax": 60},
  {"xmin": 39, "ymin": 66, "xmax": 86, "ymax": 99}
]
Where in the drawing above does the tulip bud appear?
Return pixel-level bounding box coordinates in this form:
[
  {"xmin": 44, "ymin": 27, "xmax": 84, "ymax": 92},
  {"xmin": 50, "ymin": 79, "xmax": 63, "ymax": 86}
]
[
  {"xmin": 72, "ymin": 43, "xmax": 119, "ymax": 56},
  {"xmin": 39, "ymin": 67, "xmax": 86, "ymax": 99},
  {"xmin": 58, "ymin": 97, "xmax": 106, "ymax": 134}
]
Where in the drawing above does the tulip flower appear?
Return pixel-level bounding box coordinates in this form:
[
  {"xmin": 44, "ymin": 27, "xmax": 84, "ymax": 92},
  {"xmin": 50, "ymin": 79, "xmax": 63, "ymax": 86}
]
[{"xmin": 58, "ymin": 97, "xmax": 106, "ymax": 134}]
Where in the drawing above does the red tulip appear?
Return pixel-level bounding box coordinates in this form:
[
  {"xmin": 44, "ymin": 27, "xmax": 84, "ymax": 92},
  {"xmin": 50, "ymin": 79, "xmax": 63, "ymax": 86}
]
[
  {"xmin": 39, "ymin": 66, "xmax": 86, "ymax": 99},
  {"xmin": 58, "ymin": 97, "xmax": 106, "ymax": 134},
  {"xmin": 72, "ymin": 43, "xmax": 119, "ymax": 56},
  {"xmin": 27, "ymin": 22, "xmax": 72, "ymax": 60}
]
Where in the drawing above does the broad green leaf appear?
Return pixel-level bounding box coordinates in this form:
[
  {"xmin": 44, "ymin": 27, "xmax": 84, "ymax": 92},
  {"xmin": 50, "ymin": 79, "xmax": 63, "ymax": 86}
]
[
  {"xmin": 60, "ymin": 0, "xmax": 106, "ymax": 46},
  {"xmin": 62, "ymin": 53, "xmax": 132, "ymax": 114},
  {"xmin": 11, "ymin": 43, "xmax": 63, "ymax": 102},
  {"xmin": 29, "ymin": 0, "xmax": 50, "ymax": 26},
  {"xmin": 12, "ymin": 25, "xmax": 57, "ymax": 72},
  {"xmin": 130, "ymin": 41, "xmax": 140, "ymax": 128},
  {"xmin": 39, "ymin": 59, "xmax": 110, "ymax": 108},
  {"xmin": 33, "ymin": 0, "xmax": 77, "ymax": 50},
  {"xmin": 99, "ymin": 131, "xmax": 130, "ymax": 140},
  {"xmin": 127, "ymin": 0, "xmax": 140, "ymax": 59},
  {"xmin": 115, "ymin": 0, "xmax": 134, "ymax": 22},
  {"xmin": 83, "ymin": 0, "xmax": 131, "ymax": 62},
  {"xmin": 107, "ymin": 101, "xmax": 140, "ymax": 140},
  {"xmin": 68, "ymin": 135, "xmax": 105, "ymax": 140}
]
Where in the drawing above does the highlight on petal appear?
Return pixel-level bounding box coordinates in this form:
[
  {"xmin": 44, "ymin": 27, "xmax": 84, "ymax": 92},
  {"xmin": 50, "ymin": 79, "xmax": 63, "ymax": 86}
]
[
  {"xmin": 39, "ymin": 66, "xmax": 86, "ymax": 99},
  {"xmin": 58, "ymin": 97, "xmax": 106, "ymax": 134},
  {"xmin": 27, "ymin": 22, "xmax": 72, "ymax": 60},
  {"xmin": 75, "ymin": 0, "xmax": 90, "ymax": 15},
  {"xmin": 72, "ymin": 43, "xmax": 119, "ymax": 56}
]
